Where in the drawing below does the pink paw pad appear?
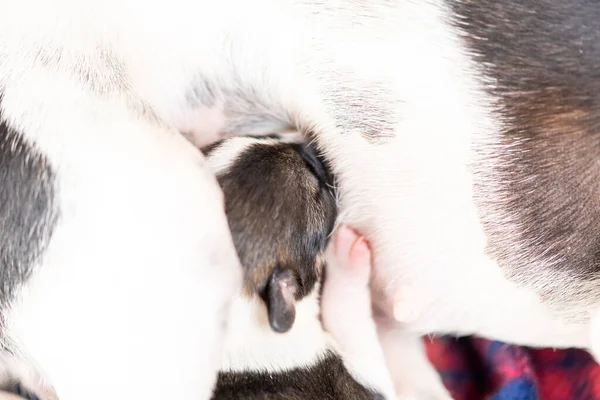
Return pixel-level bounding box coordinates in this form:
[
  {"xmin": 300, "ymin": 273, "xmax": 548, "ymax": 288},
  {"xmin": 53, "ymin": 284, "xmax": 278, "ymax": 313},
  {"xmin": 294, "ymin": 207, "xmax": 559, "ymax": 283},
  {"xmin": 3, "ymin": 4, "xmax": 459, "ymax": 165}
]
[{"xmin": 325, "ymin": 224, "xmax": 372, "ymax": 284}]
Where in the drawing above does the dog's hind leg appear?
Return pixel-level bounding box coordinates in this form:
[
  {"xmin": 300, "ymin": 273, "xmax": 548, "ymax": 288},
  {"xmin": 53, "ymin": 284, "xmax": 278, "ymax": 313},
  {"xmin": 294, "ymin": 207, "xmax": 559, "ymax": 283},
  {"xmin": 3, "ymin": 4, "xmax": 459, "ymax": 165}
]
[{"xmin": 0, "ymin": 73, "xmax": 241, "ymax": 400}]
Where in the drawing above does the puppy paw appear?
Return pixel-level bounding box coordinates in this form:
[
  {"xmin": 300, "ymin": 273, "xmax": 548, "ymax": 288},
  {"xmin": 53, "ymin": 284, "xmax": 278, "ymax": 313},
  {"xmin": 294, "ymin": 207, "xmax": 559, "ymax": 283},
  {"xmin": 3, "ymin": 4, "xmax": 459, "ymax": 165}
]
[
  {"xmin": 325, "ymin": 224, "xmax": 371, "ymax": 283},
  {"xmin": 321, "ymin": 225, "xmax": 373, "ymax": 335},
  {"xmin": 321, "ymin": 226, "xmax": 397, "ymax": 398}
]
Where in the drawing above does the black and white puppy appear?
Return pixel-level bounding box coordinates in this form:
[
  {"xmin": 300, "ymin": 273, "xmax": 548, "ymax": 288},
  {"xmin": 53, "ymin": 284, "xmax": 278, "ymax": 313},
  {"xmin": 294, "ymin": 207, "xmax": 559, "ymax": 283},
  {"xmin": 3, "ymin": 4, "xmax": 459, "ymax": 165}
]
[
  {"xmin": 2, "ymin": 1, "xmax": 600, "ymax": 399},
  {"xmin": 204, "ymin": 135, "xmax": 393, "ymax": 400}
]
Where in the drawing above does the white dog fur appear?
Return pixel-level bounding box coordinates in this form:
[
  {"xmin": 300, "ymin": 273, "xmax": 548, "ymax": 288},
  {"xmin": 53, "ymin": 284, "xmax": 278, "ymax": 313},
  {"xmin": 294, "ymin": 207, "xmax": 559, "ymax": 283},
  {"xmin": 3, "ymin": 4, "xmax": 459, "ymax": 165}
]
[{"xmin": 0, "ymin": 0, "xmax": 599, "ymax": 399}]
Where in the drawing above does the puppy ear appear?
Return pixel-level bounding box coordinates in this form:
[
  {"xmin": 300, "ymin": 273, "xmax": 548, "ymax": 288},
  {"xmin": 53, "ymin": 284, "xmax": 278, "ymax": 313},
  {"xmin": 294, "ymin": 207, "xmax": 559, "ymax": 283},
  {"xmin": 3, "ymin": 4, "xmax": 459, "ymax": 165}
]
[{"xmin": 265, "ymin": 267, "xmax": 298, "ymax": 333}]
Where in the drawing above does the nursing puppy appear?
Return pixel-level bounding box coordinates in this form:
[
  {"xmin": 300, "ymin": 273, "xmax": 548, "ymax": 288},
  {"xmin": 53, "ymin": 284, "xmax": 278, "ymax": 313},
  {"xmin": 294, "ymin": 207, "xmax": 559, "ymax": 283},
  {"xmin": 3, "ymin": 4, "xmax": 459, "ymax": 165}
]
[
  {"xmin": 2, "ymin": 0, "xmax": 600, "ymax": 399},
  {"xmin": 203, "ymin": 135, "xmax": 393, "ymax": 399}
]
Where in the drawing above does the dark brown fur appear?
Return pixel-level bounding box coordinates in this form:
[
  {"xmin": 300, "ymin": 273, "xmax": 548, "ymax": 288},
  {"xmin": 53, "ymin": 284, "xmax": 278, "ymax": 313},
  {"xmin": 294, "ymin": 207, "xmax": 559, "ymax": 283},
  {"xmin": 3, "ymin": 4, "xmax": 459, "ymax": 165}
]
[
  {"xmin": 205, "ymin": 138, "xmax": 337, "ymax": 331},
  {"xmin": 451, "ymin": 0, "xmax": 600, "ymax": 319},
  {"xmin": 204, "ymin": 137, "xmax": 383, "ymax": 399}
]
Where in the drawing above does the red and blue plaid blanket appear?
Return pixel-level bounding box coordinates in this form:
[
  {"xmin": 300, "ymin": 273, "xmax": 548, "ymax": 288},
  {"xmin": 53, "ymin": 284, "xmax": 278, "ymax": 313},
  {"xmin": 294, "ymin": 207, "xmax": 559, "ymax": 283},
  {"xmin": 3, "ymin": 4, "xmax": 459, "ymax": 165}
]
[{"xmin": 426, "ymin": 337, "xmax": 600, "ymax": 400}]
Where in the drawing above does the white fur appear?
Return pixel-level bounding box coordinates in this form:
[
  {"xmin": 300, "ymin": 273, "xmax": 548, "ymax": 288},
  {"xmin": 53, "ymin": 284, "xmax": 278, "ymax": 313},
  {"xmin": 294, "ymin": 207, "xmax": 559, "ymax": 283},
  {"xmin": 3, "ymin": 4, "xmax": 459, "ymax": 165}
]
[
  {"xmin": 205, "ymin": 137, "xmax": 279, "ymax": 175},
  {"xmin": 310, "ymin": 0, "xmax": 591, "ymax": 348},
  {"xmin": 222, "ymin": 285, "xmax": 396, "ymax": 398},
  {"xmin": 0, "ymin": 0, "xmax": 596, "ymax": 398},
  {"xmin": 321, "ymin": 233, "xmax": 397, "ymax": 399},
  {"xmin": 221, "ymin": 290, "xmax": 335, "ymax": 373},
  {"xmin": 307, "ymin": 0, "xmax": 591, "ymax": 394},
  {"xmin": 179, "ymin": 104, "xmax": 227, "ymax": 149},
  {"xmin": 0, "ymin": 11, "xmax": 243, "ymax": 398},
  {"xmin": 204, "ymin": 134, "xmax": 304, "ymax": 175},
  {"xmin": 590, "ymin": 307, "xmax": 600, "ymax": 361},
  {"xmin": 1, "ymin": 81, "xmax": 242, "ymax": 399},
  {"xmin": 377, "ymin": 323, "xmax": 452, "ymax": 400}
]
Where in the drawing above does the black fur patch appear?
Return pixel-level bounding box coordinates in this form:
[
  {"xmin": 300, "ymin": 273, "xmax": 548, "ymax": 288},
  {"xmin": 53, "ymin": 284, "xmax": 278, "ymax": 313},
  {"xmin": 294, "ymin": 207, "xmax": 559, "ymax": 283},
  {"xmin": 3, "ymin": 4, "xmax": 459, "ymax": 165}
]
[
  {"xmin": 212, "ymin": 352, "xmax": 382, "ymax": 400},
  {"xmin": 450, "ymin": 0, "xmax": 600, "ymax": 315},
  {"xmin": 0, "ymin": 97, "xmax": 58, "ymax": 310}
]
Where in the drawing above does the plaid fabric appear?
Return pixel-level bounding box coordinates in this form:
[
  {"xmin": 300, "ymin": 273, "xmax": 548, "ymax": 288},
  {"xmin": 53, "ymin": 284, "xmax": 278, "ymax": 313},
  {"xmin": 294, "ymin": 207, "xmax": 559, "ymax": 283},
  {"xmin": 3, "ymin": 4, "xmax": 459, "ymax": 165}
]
[{"xmin": 425, "ymin": 337, "xmax": 600, "ymax": 400}]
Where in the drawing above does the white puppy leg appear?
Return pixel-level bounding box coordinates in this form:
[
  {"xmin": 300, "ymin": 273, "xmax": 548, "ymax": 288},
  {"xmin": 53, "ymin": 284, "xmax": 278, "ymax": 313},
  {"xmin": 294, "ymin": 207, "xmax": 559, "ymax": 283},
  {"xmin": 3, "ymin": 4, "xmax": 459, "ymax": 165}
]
[
  {"xmin": 321, "ymin": 225, "xmax": 450, "ymax": 400},
  {"xmin": 376, "ymin": 322, "xmax": 451, "ymax": 400},
  {"xmin": 1, "ymin": 84, "xmax": 241, "ymax": 400},
  {"xmin": 321, "ymin": 225, "xmax": 396, "ymax": 399}
]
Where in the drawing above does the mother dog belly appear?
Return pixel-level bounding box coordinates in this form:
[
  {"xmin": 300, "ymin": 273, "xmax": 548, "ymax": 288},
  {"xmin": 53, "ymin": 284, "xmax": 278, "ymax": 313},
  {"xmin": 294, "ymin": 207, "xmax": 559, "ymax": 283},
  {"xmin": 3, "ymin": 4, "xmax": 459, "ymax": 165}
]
[
  {"xmin": 311, "ymin": 1, "xmax": 594, "ymax": 348},
  {"xmin": 326, "ymin": 131, "xmax": 590, "ymax": 348},
  {"xmin": 155, "ymin": 0, "xmax": 598, "ymax": 351}
]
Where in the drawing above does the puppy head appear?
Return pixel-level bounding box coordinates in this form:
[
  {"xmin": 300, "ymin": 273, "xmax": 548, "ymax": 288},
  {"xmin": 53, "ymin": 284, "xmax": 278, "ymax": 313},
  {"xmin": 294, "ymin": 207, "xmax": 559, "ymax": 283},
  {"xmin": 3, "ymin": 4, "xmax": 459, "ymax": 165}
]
[{"xmin": 203, "ymin": 136, "xmax": 337, "ymax": 333}]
